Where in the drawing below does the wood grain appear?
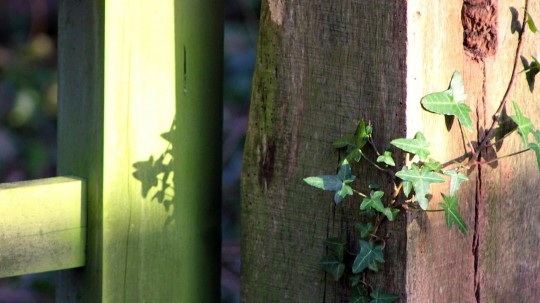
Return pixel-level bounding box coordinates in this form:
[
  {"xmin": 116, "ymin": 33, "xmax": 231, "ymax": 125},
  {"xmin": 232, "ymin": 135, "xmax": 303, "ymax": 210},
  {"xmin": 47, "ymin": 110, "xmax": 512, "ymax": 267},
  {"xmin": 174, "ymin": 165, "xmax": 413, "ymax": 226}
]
[{"xmin": 0, "ymin": 177, "xmax": 85, "ymax": 278}]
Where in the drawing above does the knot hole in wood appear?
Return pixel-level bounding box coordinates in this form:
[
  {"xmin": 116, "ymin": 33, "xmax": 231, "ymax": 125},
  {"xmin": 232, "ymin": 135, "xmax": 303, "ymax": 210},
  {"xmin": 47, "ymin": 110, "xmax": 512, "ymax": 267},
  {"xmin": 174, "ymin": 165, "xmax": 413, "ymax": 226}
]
[{"xmin": 461, "ymin": 0, "xmax": 498, "ymax": 59}]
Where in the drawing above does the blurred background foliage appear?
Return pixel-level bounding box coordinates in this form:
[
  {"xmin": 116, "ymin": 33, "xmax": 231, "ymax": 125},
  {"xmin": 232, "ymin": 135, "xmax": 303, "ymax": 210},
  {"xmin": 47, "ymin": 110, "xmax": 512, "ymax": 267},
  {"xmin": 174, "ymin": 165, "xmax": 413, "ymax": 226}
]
[{"xmin": 0, "ymin": 0, "xmax": 258, "ymax": 302}]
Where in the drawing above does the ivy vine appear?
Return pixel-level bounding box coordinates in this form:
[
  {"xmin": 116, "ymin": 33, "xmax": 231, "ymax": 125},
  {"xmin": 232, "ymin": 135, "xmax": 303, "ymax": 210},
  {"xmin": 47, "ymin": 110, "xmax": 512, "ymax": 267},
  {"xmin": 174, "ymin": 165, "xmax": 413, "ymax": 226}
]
[{"xmin": 304, "ymin": 7, "xmax": 538, "ymax": 302}]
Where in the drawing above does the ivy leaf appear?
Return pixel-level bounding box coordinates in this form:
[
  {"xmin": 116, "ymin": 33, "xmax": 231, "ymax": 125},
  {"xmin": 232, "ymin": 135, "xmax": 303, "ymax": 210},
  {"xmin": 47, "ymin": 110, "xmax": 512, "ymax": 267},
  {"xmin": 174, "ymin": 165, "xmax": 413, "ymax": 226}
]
[
  {"xmin": 395, "ymin": 164, "xmax": 445, "ymax": 209},
  {"xmin": 528, "ymin": 143, "xmax": 540, "ymax": 172},
  {"xmin": 423, "ymin": 158, "xmax": 442, "ymax": 173},
  {"xmin": 439, "ymin": 194, "xmax": 468, "ymax": 234},
  {"xmin": 304, "ymin": 160, "xmax": 356, "ymax": 204},
  {"xmin": 377, "ymin": 150, "xmax": 396, "ymax": 166},
  {"xmin": 350, "ymin": 275, "xmax": 362, "ymax": 287},
  {"xmin": 510, "ymin": 101, "xmax": 534, "ymax": 146},
  {"xmin": 350, "ymin": 286, "xmax": 370, "ymax": 303},
  {"xmin": 324, "ymin": 236, "xmax": 346, "ymax": 261},
  {"xmin": 402, "ymin": 180, "xmax": 413, "ymax": 197},
  {"xmin": 370, "ymin": 288, "xmax": 400, "ymax": 303},
  {"xmin": 333, "ymin": 120, "xmax": 370, "ymax": 162},
  {"xmin": 449, "ymin": 70, "xmax": 468, "ymax": 103},
  {"xmin": 320, "ymin": 254, "xmax": 345, "ymax": 281},
  {"xmin": 390, "ymin": 132, "xmax": 430, "ymax": 161},
  {"xmin": 333, "ymin": 134, "xmax": 355, "ymax": 148},
  {"xmin": 355, "ymin": 222, "xmax": 375, "ymax": 239},
  {"xmin": 420, "ymin": 71, "xmax": 473, "ymax": 131},
  {"xmin": 527, "ymin": 12, "xmax": 537, "ymax": 33},
  {"xmin": 381, "ymin": 208, "xmax": 400, "ymax": 222},
  {"xmin": 443, "ymin": 169, "xmax": 469, "ymax": 196},
  {"xmin": 360, "ymin": 191, "xmax": 385, "ymax": 212},
  {"xmin": 352, "ymin": 240, "xmax": 385, "ymax": 274},
  {"xmin": 527, "ymin": 130, "xmax": 540, "ymax": 172}
]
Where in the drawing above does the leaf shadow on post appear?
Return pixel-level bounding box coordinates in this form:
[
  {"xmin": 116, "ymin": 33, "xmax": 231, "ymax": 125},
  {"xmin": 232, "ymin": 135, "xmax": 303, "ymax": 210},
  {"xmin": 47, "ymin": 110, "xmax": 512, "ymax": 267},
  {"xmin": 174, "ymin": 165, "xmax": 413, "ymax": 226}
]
[
  {"xmin": 132, "ymin": 118, "xmax": 177, "ymax": 227},
  {"xmin": 510, "ymin": 7, "xmax": 522, "ymax": 34},
  {"xmin": 520, "ymin": 56, "xmax": 537, "ymax": 92}
]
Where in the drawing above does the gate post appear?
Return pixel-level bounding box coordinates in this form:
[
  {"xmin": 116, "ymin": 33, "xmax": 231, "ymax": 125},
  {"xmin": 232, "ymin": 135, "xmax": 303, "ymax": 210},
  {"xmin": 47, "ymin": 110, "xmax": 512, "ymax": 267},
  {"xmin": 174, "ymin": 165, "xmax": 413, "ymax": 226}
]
[{"xmin": 56, "ymin": 1, "xmax": 222, "ymax": 301}]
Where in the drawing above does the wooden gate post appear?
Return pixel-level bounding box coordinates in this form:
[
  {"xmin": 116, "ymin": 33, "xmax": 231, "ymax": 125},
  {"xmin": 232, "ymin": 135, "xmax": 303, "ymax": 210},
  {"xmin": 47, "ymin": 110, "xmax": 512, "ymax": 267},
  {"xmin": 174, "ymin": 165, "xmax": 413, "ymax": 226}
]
[
  {"xmin": 241, "ymin": 0, "xmax": 540, "ymax": 301},
  {"xmin": 56, "ymin": 0, "xmax": 222, "ymax": 302}
]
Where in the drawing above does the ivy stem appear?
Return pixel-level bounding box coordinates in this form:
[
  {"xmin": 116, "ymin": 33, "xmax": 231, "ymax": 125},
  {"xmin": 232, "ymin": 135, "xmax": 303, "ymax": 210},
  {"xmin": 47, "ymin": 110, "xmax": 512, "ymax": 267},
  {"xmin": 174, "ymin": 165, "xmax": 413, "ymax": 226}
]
[
  {"xmin": 368, "ymin": 136, "xmax": 382, "ymax": 157},
  {"xmin": 359, "ymin": 150, "xmax": 386, "ymax": 172},
  {"xmin": 353, "ymin": 189, "xmax": 368, "ymax": 198},
  {"xmin": 389, "ymin": 181, "xmax": 402, "ymax": 206},
  {"xmin": 485, "ymin": 128, "xmax": 518, "ymax": 148},
  {"xmin": 471, "ymin": 0, "xmax": 530, "ymax": 165},
  {"xmin": 473, "ymin": 148, "xmax": 530, "ymax": 166}
]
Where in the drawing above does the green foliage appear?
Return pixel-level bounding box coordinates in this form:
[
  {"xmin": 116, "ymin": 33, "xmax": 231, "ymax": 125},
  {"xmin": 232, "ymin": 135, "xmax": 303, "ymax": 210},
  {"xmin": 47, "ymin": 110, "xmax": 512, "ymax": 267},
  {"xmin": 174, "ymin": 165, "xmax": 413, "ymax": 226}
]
[
  {"xmin": 395, "ymin": 164, "xmax": 445, "ymax": 210},
  {"xmin": 526, "ymin": 12, "xmax": 537, "ymax": 33},
  {"xmin": 320, "ymin": 236, "xmax": 346, "ymax": 281},
  {"xmin": 306, "ymin": 19, "xmax": 539, "ymax": 297},
  {"xmin": 352, "ymin": 240, "xmax": 385, "ymax": 274},
  {"xmin": 333, "ymin": 120, "xmax": 371, "ymax": 162},
  {"xmin": 443, "ymin": 169, "xmax": 469, "ymax": 196},
  {"xmin": 421, "ymin": 71, "xmax": 473, "ymax": 131},
  {"xmin": 377, "ymin": 151, "xmax": 395, "ymax": 166},
  {"xmin": 390, "ymin": 132, "xmax": 430, "ymax": 161},
  {"xmin": 303, "ymin": 160, "xmax": 356, "ymax": 204},
  {"xmin": 370, "ymin": 289, "xmax": 400, "ymax": 303},
  {"xmin": 439, "ymin": 194, "xmax": 468, "ymax": 234}
]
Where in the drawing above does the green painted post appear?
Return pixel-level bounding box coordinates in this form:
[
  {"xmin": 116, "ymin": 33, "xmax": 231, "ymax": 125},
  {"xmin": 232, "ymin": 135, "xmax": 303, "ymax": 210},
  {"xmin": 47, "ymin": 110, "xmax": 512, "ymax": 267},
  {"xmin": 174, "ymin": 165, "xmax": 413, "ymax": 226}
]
[
  {"xmin": 0, "ymin": 177, "xmax": 85, "ymax": 278},
  {"xmin": 56, "ymin": 0, "xmax": 222, "ymax": 302}
]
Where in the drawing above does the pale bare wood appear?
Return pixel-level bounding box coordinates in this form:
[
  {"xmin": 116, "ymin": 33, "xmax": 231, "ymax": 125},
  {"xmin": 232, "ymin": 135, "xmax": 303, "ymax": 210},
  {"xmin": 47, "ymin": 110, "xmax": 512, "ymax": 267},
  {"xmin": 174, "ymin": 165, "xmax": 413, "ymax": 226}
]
[{"xmin": 0, "ymin": 177, "xmax": 85, "ymax": 278}]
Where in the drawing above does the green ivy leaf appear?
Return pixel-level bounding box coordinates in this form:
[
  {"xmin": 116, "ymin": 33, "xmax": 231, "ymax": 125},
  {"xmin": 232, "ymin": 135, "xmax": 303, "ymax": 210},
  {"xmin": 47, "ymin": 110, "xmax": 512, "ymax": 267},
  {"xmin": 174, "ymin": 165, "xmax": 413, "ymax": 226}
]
[
  {"xmin": 527, "ymin": 12, "xmax": 538, "ymax": 33},
  {"xmin": 439, "ymin": 194, "xmax": 468, "ymax": 234},
  {"xmin": 355, "ymin": 222, "xmax": 375, "ymax": 239},
  {"xmin": 332, "ymin": 134, "xmax": 355, "ymax": 149},
  {"xmin": 390, "ymin": 132, "xmax": 431, "ymax": 161},
  {"xmin": 449, "ymin": 70, "xmax": 468, "ymax": 103},
  {"xmin": 381, "ymin": 207, "xmax": 400, "ymax": 222},
  {"xmin": 320, "ymin": 254, "xmax": 345, "ymax": 281},
  {"xmin": 324, "ymin": 236, "xmax": 346, "ymax": 261},
  {"xmin": 527, "ymin": 130, "xmax": 540, "ymax": 172},
  {"xmin": 303, "ymin": 175, "xmax": 342, "ymax": 191},
  {"xmin": 370, "ymin": 288, "xmax": 400, "ymax": 303},
  {"xmin": 528, "ymin": 143, "xmax": 540, "ymax": 171},
  {"xmin": 368, "ymin": 260, "xmax": 380, "ymax": 272},
  {"xmin": 352, "ymin": 240, "xmax": 385, "ymax": 274},
  {"xmin": 360, "ymin": 191, "xmax": 385, "ymax": 213},
  {"xmin": 510, "ymin": 101, "xmax": 534, "ymax": 146},
  {"xmin": 333, "ymin": 120, "xmax": 370, "ymax": 163},
  {"xmin": 443, "ymin": 169, "xmax": 469, "ymax": 196},
  {"xmin": 304, "ymin": 160, "xmax": 356, "ymax": 204},
  {"xmin": 420, "ymin": 71, "xmax": 473, "ymax": 131},
  {"xmin": 423, "ymin": 158, "xmax": 442, "ymax": 173},
  {"xmin": 350, "ymin": 286, "xmax": 370, "ymax": 303},
  {"xmin": 376, "ymin": 150, "xmax": 396, "ymax": 166},
  {"xmin": 395, "ymin": 164, "xmax": 445, "ymax": 209},
  {"xmin": 402, "ymin": 180, "xmax": 413, "ymax": 197}
]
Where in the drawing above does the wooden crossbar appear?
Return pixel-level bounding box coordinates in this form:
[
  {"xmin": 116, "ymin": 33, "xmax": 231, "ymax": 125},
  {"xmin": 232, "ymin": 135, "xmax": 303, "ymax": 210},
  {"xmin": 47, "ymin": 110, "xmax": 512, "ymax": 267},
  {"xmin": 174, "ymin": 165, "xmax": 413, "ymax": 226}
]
[{"xmin": 0, "ymin": 177, "xmax": 85, "ymax": 278}]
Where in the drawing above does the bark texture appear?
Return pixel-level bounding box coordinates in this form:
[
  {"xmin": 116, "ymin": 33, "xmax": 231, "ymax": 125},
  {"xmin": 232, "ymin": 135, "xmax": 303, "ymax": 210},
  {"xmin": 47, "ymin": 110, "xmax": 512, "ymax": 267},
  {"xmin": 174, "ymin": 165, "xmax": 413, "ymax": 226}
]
[{"xmin": 242, "ymin": 0, "xmax": 540, "ymax": 302}]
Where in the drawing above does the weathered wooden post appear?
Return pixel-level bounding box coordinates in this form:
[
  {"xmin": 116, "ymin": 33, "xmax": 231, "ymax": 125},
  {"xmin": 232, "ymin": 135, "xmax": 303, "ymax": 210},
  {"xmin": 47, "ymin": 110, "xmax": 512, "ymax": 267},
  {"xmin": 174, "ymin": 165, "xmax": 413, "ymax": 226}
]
[
  {"xmin": 241, "ymin": 0, "xmax": 540, "ymax": 301},
  {"xmin": 0, "ymin": 0, "xmax": 221, "ymax": 302}
]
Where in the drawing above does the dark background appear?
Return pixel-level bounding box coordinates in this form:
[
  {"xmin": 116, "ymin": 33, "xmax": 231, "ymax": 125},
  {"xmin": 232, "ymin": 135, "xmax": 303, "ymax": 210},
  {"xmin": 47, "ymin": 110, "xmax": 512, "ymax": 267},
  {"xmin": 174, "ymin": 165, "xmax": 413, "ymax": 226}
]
[{"xmin": 0, "ymin": 1, "xmax": 259, "ymax": 302}]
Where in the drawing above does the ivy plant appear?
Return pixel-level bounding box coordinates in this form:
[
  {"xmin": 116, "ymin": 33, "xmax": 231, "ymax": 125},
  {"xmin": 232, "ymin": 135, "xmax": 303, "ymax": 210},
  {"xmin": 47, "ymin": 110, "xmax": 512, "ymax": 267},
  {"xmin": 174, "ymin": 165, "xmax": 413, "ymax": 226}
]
[{"xmin": 304, "ymin": 7, "xmax": 538, "ymax": 302}]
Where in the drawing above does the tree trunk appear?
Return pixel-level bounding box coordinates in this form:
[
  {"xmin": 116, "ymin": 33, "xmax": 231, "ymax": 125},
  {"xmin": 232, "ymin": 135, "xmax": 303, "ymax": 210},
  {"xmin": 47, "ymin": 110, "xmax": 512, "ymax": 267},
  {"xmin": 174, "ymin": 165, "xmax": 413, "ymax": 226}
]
[{"xmin": 241, "ymin": 0, "xmax": 540, "ymax": 302}]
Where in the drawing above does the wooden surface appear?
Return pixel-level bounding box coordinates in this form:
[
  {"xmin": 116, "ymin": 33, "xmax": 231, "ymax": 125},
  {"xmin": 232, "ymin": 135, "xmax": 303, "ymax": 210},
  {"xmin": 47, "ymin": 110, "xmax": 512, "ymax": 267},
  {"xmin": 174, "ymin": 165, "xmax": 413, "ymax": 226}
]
[
  {"xmin": 241, "ymin": 1, "xmax": 408, "ymax": 301},
  {"xmin": 0, "ymin": 177, "xmax": 85, "ymax": 278},
  {"xmin": 242, "ymin": 0, "xmax": 540, "ymax": 302},
  {"xmin": 477, "ymin": 1, "xmax": 540, "ymax": 301},
  {"xmin": 57, "ymin": 0, "xmax": 222, "ymax": 302}
]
